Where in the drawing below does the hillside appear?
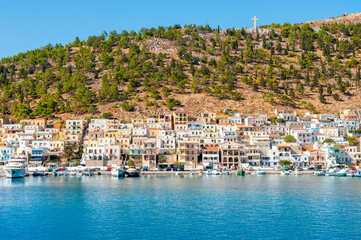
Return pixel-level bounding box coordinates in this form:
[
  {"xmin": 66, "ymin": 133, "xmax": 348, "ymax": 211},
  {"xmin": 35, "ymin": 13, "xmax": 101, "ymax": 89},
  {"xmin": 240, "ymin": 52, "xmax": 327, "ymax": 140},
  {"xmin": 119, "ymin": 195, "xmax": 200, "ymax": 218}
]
[{"xmin": 1, "ymin": 14, "xmax": 361, "ymax": 120}]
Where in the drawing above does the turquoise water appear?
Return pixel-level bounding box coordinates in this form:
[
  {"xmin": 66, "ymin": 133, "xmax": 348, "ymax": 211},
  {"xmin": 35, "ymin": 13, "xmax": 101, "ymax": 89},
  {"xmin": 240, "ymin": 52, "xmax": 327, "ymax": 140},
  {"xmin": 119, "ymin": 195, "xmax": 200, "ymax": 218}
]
[{"xmin": 0, "ymin": 175, "xmax": 361, "ymax": 239}]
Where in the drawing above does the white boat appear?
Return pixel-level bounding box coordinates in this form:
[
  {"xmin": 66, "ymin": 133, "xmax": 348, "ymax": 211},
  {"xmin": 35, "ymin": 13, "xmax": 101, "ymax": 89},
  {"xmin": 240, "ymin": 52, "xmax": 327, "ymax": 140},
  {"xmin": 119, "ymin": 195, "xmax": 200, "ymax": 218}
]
[
  {"xmin": 336, "ymin": 168, "xmax": 348, "ymax": 177},
  {"xmin": 326, "ymin": 168, "xmax": 339, "ymax": 176},
  {"xmin": 346, "ymin": 170, "xmax": 355, "ymax": 177},
  {"xmin": 314, "ymin": 170, "xmax": 326, "ymax": 176},
  {"xmin": 3, "ymin": 157, "xmax": 28, "ymax": 178},
  {"xmin": 355, "ymin": 170, "xmax": 361, "ymax": 177},
  {"xmin": 252, "ymin": 169, "xmax": 266, "ymax": 175},
  {"xmin": 76, "ymin": 166, "xmax": 83, "ymax": 177},
  {"xmin": 112, "ymin": 168, "xmax": 125, "ymax": 177},
  {"xmin": 281, "ymin": 170, "xmax": 292, "ymax": 175},
  {"xmin": 212, "ymin": 170, "xmax": 221, "ymax": 175},
  {"xmin": 292, "ymin": 170, "xmax": 302, "ymax": 176},
  {"xmin": 175, "ymin": 172, "xmax": 182, "ymax": 176}
]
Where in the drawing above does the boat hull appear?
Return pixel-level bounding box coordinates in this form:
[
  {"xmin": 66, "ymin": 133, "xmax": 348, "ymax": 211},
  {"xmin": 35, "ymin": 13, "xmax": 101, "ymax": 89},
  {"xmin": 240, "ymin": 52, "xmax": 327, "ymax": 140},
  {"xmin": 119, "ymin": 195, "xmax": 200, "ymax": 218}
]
[
  {"xmin": 112, "ymin": 170, "xmax": 125, "ymax": 177},
  {"xmin": 237, "ymin": 171, "xmax": 245, "ymax": 176},
  {"xmin": 336, "ymin": 173, "xmax": 346, "ymax": 177},
  {"xmin": 126, "ymin": 170, "xmax": 140, "ymax": 177},
  {"xmin": 326, "ymin": 172, "xmax": 337, "ymax": 176},
  {"xmin": 4, "ymin": 168, "xmax": 26, "ymax": 178}
]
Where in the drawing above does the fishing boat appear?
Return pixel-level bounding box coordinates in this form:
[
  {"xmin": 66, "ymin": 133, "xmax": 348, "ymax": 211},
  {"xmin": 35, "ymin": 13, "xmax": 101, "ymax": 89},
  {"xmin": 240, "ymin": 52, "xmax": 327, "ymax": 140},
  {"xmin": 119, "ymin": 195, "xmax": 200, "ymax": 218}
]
[
  {"xmin": 212, "ymin": 170, "xmax": 221, "ymax": 175},
  {"xmin": 112, "ymin": 168, "xmax": 126, "ymax": 177},
  {"xmin": 126, "ymin": 168, "xmax": 141, "ymax": 177},
  {"xmin": 237, "ymin": 170, "xmax": 245, "ymax": 176},
  {"xmin": 32, "ymin": 171, "xmax": 45, "ymax": 176},
  {"xmin": 355, "ymin": 170, "xmax": 361, "ymax": 177},
  {"xmin": 3, "ymin": 157, "xmax": 28, "ymax": 178},
  {"xmin": 189, "ymin": 170, "xmax": 194, "ymax": 176}
]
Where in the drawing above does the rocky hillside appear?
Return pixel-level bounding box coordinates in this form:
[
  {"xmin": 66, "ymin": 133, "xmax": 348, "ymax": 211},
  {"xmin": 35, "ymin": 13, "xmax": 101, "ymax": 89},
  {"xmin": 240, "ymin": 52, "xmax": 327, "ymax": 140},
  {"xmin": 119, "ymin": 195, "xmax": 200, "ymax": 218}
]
[{"xmin": 1, "ymin": 14, "xmax": 361, "ymax": 120}]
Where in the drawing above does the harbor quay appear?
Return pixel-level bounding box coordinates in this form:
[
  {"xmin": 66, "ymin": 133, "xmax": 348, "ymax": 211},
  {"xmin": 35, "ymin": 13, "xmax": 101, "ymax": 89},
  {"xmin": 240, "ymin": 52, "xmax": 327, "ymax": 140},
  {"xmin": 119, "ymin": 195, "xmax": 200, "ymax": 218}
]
[{"xmin": 1, "ymin": 108, "xmax": 361, "ymax": 178}]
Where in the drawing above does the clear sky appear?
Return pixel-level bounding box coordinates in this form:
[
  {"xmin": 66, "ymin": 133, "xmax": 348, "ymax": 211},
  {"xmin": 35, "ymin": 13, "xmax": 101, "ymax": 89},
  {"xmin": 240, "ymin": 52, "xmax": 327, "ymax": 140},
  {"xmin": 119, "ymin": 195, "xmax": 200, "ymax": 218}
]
[{"xmin": 0, "ymin": 0, "xmax": 359, "ymax": 58}]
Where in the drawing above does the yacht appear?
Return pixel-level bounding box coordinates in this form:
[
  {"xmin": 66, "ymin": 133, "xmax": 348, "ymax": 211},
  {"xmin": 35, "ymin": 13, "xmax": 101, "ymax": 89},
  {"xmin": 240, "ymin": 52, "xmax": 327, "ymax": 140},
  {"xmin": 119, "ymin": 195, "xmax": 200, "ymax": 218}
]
[
  {"xmin": 346, "ymin": 170, "xmax": 355, "ymax": 177},
  {"xmin": 336, "ymin": 168, "xmax": 348, "ymax": 177},
  {"xmin": 111, "ymin": 168, "xmax": 126, "ymax": 177},
  {"xmin": 326, "ymin": 168, "xmax": 339, "ymax": 176},
  {"xmin": 3, "ymin": 157, "xmax": 28, "ymax": 178}
]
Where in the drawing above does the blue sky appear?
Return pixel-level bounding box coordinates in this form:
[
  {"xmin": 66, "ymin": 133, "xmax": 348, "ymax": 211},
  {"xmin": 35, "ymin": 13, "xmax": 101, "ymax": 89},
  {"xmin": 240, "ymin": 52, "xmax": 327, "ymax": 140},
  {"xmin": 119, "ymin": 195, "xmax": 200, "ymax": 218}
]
[{"xmin": 0, "ymin": 0, "xmax": 359, "ymax": 58}]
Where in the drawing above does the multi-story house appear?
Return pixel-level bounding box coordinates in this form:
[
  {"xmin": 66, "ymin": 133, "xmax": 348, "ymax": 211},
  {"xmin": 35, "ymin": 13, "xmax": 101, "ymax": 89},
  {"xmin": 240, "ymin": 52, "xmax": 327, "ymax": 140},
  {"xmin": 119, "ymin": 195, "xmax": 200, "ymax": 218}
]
[
  {"xmin": 142, "ymin": 139, "xmax": 158, "ymax": 170},
  {"xmin": 202, "ymin": 146, "xmax": 219, "ymax": 169},
  {"xmin": 220, "ymin": 142, "xmax": 247, "ymax": 169},
  {"xmin": 177, "ymin": 139, "xmax": 199, "ymax": 170}
]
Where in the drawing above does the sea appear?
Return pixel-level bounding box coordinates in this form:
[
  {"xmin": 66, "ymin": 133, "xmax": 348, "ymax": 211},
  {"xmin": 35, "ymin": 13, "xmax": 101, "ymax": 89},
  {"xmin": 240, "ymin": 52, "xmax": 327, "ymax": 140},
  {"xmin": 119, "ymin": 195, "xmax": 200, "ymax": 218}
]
[{"xmin": 0, "ymin": 175, "xmax": 360, "ymax": 239}]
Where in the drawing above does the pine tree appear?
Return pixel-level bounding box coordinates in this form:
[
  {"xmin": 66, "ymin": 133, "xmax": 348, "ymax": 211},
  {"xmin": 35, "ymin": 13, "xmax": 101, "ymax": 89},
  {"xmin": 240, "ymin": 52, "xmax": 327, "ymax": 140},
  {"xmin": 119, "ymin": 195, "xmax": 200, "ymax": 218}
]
[
  {"xmin": 109, "ymin": 82, "xmax": 119, "ymax": 101},
  {"xmin": 99, "ymin": 75, "xmax": 110, "ymax": 101}
]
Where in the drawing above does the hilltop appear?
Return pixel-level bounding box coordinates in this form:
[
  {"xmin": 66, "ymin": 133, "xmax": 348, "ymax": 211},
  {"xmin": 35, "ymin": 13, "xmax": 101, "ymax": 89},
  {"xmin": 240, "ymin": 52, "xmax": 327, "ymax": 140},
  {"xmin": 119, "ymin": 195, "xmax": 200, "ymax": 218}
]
[{"xmin": 1, "ymin": 13, "xmax": 361, "ymax": 121}]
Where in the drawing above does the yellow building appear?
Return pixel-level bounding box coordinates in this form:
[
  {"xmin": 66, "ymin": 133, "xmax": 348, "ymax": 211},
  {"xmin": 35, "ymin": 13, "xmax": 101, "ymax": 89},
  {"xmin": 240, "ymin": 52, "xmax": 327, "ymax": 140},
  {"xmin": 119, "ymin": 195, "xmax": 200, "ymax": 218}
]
[
  {"xmin": 172, "ymin": 111, "xmax": 188, "ymax": 125},
  {"xmin": 104, "ymin": 131, "xmax": 119, "ymax": 138}
]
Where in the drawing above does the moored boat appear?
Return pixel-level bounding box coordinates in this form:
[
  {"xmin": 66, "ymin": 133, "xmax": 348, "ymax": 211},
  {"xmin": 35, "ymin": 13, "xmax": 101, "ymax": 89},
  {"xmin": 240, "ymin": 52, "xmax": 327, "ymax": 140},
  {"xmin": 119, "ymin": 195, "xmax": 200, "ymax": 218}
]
[
  {"xmin": 112, "ymin": 168, "xmax": 125, "ymax": 177},
  {"xmin": 237, "ymin": 170, "xmax": 245, "ymax": 176},
  {"xmin": 346, "ymin": 170, "xmax": 355, "ymax": 177},
  {"xmin": 32, "ymin": 171, "xmax": 45, "ymax": 177},
  {"xmin": 281, "ymin": 170, "xmax": 292, "ymax": 175},
  {"xmin": 3, "ymin": 157, "xmax": 27, "ymax": 179},
  {"xmin": 126, "ymin": 168, "xmax": 141, "ymax": 177},
  {"xmin": 253, "ymin": 169, "xmax": 266, "ymax": 175},
  {"xmin": 326, "ymin": 168, "xmax": 339, "ymax": 176},
  {"xmin": 76, "ymin": 166, "xmax": 83, "ymax": 177},
  {"xmin": 314, "ymin": 170, "xmax": 326, "ymax": 176},
  {"xmin": 336, "ymin": 168, "xmax": 348, "ymax": 177},
  {"xmin": 292, "ymin": 170, "xmax": 302, "ymax": 175}
]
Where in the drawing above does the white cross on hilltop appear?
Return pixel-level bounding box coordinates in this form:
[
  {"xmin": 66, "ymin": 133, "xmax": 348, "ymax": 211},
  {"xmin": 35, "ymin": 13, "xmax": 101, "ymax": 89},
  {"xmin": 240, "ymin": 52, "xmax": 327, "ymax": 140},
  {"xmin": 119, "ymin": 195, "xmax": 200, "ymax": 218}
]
[{"xmin": 252, "ymin": 16, "xmax": 259, "ymax": 29}]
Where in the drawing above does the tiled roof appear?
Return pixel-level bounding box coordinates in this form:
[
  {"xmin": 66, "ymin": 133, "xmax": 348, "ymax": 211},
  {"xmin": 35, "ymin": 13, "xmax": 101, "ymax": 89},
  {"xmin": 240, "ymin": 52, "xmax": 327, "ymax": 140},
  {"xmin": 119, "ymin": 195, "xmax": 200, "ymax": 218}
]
[{"xmin": 203, "ymin": 147, "xmax": 219, "ymax": 151}]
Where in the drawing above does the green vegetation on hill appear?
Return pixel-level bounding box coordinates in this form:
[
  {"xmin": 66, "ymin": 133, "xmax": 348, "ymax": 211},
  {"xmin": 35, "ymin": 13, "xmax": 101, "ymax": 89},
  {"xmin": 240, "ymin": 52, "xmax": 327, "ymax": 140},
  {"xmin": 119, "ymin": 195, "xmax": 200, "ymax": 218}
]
[{"xmin": 1, "ymin": 21, "xmax": 361, "ymax": 119}]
